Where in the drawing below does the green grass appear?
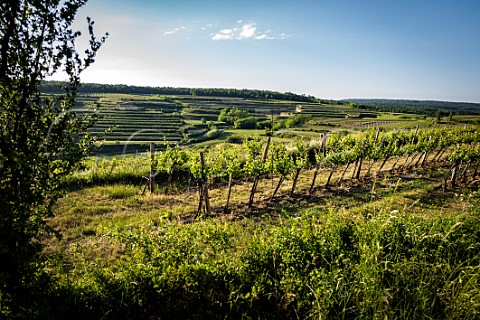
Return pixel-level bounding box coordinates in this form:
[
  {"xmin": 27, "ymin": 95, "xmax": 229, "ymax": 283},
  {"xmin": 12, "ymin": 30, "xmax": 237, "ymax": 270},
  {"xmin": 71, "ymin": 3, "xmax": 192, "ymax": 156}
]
[{"xmin": 35, "ymin": 178, "xmax": 480, "ymax": 319}]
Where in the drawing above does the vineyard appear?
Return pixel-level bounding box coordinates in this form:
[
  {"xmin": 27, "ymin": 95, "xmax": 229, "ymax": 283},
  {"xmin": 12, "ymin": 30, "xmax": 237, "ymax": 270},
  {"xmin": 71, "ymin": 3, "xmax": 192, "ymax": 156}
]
[
  {"xmin": 70, "ymin": 92, "xmax": 450, "ymax": 155},
  {"xmin": 69, "ymin": 126, "xmax": 480, "ymax": 217}
]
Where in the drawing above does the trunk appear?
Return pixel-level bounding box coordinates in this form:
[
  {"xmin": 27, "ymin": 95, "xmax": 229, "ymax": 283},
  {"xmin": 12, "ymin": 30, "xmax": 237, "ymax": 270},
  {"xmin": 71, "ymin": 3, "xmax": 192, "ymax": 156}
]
[
  {"xmin": 248, "ymin": 137, "xmax": 271, "ymax": 207},
  {"xmin": 271, "ymin": 176, "xmax": 285, "ymax": 201},
  {"xmin": 364, "ymin": 161, "xmax": 375, "ymax": 178},
  {"xmin": 325, "ymin": 167, "xmax": 335, "ymax": 187},
  {"xmin": 460, "ymin": 163, "xmax": 470, "ymax": 182},
  {"xmin": 420, "ymin": 151, "xmax": 429, "ymax": 167},
  {"xmin": 355, "ymin": 140, "xmax": 366, "ymax": 179},
  {"xmin": 355, "ymin": 157, "xmax": 363, "ymax": 180},
  {"xmin": 408, "ymin": 152, "xmax": 419, "ymax": 168},
  {"xmin": 195, "ymin": 152, "xmax": 210, "ymax": 217},
  {"xmin": 149, "ymin": 143, "xmax": 155, "ymax": 194},
  {"xmin": 224, "ymin": 173, "xmax": 233, "ymax": 214},
  {"xmin": 195, "ymin": 182, "xmax": 204, "ymax": 218},
  {"xmin": 390, "ymin": 157, "xmax": 400, "ymax": 174},
  {"xmin": 436, "ymin": 149, "xmax": 448, "ymax": 163},
  {"xmin": 400, "ymin": 153, "xmax": 411, "ymax": 171},
  {"xmin": 351, "ymin": 158, "xmax": 359, "ymax": 179},
  {"xmin": 249, "ymin": 178, "xmax": 259, "ymax": 207},
  {"xmin": 203, "ymin": 181, "xmax": 211, "ymax": 216},
  {"xmin": 443, "ymin": 165, "xmax": 455, "ymax": 189},
  {"xmin": 451, "ymin": 162, "xmax": 460, "ymax": 188},
  {"xmin": 339, "ymin": 162, "xmax": 351, "ymax": 183},
  {"xmin": 141, "ymin": 176, "xmax": 149, "ymax": 196},
  {"xmin": 414, "ymin": 151, "xmax": 425, "ymax": 167},
  {"xmin": 309, "ymin": 163, "xmax": 322, "ymax": 193},
  {"xmin": 473, "ymin": 161, "xmax": 479, "ymax": 178},
  {"xmin": 376, "ymin": 156, "xmax": 390, "ymax": 177},
  {"xmin": 432, "ymin": 148, "xmax": 444, "ymax": 164},
  {"xmin": 290, "ymin": 168, "xmax": 301, "ymax": 196}
]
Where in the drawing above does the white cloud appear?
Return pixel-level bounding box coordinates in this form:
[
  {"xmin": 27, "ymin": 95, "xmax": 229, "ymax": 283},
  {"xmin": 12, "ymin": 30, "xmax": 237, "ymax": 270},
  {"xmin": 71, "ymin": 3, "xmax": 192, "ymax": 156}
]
[
  {"xmin": 212, "ymin": 28, "xmax": 235, "ymax": 40},
  {"xmin": 238, "ymin": 23, "xmax": 256, "ymax": 39},
  {"xmin": 163, "ymin": 26, "xmax": 187, "ymax": 36},
  {"xmin": 254, "ymin": 34, "xmax": 268, "ymax": 40},
  {"xmin": 211, "ymin": 21, "xmax": 288, "ymax": 41}
]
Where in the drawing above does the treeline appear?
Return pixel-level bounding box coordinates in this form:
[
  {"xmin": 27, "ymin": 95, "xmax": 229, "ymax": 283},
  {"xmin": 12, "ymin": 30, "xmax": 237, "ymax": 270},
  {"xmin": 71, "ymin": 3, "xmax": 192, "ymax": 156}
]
[
  {"xmin": 347, "ymin": 98, "xmax": 480, "ymax": 115},
  {"xmin": 40, "ymin": 81, "xmax": 320, "ymax": 103}
]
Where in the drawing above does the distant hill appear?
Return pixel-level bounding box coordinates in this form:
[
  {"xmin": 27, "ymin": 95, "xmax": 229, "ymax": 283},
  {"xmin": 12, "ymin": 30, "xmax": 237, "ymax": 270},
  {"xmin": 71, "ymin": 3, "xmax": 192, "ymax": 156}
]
[{"xmin": 346, "ymin": 99, "xmax": 480, "ymax": 115}]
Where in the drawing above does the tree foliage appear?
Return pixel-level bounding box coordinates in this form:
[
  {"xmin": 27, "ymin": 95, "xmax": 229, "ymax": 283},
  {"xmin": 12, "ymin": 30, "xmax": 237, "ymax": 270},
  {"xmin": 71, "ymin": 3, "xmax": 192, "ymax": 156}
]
[
  {"xmin": 218, "ymin": 107, "xmax": 251, "ymax": 125},
  {"xmin": 0, "ymin": 0, "xmax": 106, "ymax": 313},
  {"xmin": 41, "ymin": 81, "xmax": 324, "ymax": 103}
]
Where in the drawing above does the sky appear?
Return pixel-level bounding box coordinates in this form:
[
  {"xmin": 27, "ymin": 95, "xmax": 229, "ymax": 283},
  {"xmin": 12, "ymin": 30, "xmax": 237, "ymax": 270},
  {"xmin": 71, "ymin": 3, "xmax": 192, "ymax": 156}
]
[{"xmin": 53, "ymin": 0, "xmax": 480, "ymax": 102}]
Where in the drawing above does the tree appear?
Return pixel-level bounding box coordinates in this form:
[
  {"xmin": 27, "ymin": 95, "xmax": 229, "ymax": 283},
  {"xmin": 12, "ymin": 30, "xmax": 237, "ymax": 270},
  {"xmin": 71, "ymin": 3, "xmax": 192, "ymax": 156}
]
[{"xmin": 0, "ymin": 0, "xmax": 107, "ymax": 313}]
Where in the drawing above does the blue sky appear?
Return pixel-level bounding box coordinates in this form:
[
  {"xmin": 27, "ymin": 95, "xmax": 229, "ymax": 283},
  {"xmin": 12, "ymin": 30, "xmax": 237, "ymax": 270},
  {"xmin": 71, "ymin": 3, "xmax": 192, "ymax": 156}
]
[{"xmin": 62, "ymin": 0, "xmax": 480, "ymax": 102}]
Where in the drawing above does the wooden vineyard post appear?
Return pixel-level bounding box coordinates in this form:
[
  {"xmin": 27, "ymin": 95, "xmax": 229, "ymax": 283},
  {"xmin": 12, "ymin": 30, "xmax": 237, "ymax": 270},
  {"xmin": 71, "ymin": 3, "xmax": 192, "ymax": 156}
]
[
  {"xmin": 202, "ymin": 153, "xmax": 211, "ymax": 216},
  {"xmin": 309, "ymin": 133, "xmax": 327, "ymax": 193},
  {"xmin": 355, "ymin": 140, "xmax": 365, "ymax": 180},
  {"xmin": 451, "ymin": 161, "xmax": 459, "ymax": 188},
  {"xmin": 270, "ymin": 176, "xmax": 285, "ymax": 201},
  {"xmin": 149, "ymin": 143, "xmax": 155, "ymax": 194},
  {"xmin": 376, "ymin": 155, "xmax": 389, "ymax": 178},
  {"xmin": 290, "ymin": 167, "xmax": 301, "ymax": 196},
  {"xmin": 376, "ymin": 137, "xmax": 391, "ymax": 177},
  {"xmin": 432, "ymin": 147, "xmax": 445, "ymax": 164},
  {"xmin": 195, "ymin": 152, "xmax": 211, "ymax": 218},
  {"xmin": 364, "ymin": 129, "xmax": 380, "ymax": 178},
  {"xmin": 224, "ymin": 172, "xmax": 233, "ymax": 214},
  {"xmin": 338, "ymin": 162, "xmax": 351, "ymax": 183},
  {"xmin": 248, "ymin": 136, "xmax": 271, "ymax": 208},
  {"xmin": 325, "ymin": 166, "xmax": 335, "ymax": 188},
  {"xmin": 390, "ymin": 156, "xmax": 400, "ymax": 174},
  {"xmin": 419, "ymin": 136, "xmax": 432, "ymax": 167}
]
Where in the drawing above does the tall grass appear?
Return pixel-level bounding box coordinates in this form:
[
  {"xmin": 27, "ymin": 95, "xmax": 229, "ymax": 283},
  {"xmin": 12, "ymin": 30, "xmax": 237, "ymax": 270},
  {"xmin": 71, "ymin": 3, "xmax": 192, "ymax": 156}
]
[{"xmin": 28, "ymin": 195, "xmax": 480, "ymax": 319}]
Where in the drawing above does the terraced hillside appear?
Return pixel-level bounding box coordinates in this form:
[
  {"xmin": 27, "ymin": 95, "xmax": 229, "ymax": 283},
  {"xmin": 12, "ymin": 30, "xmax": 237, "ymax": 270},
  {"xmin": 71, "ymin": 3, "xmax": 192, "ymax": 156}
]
[
  {"xmin": 72, "ymin": 92, "xmax": 465, "ymax": 155},
  {"xmin": 75, "ymin": 94, "xmax": 182, "ymax": 154}
]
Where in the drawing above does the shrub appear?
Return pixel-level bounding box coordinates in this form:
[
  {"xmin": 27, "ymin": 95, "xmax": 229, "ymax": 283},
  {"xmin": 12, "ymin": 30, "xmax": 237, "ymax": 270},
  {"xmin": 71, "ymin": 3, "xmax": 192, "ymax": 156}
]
[{"xmin": 234, "ymin": 116, "xmax": 258, "ymax": 129}]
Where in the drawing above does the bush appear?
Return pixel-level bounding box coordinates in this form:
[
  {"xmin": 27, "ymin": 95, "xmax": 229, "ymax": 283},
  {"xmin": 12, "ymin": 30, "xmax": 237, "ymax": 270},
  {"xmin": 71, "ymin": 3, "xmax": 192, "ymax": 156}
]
[
  {"xmin": 206, "ymin": 129, "xmax": 222, "ymax": 139},
  {"xmin": 256, "ymin": 120, "xmax": 272, "ymax": 129},
  {"xmin": 284, "ymin": 114, "xmax": 312, "ymax": 128},
  {"xmin": 234, "ymin": 116, "xmax": 258, "ymax": 129}
]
